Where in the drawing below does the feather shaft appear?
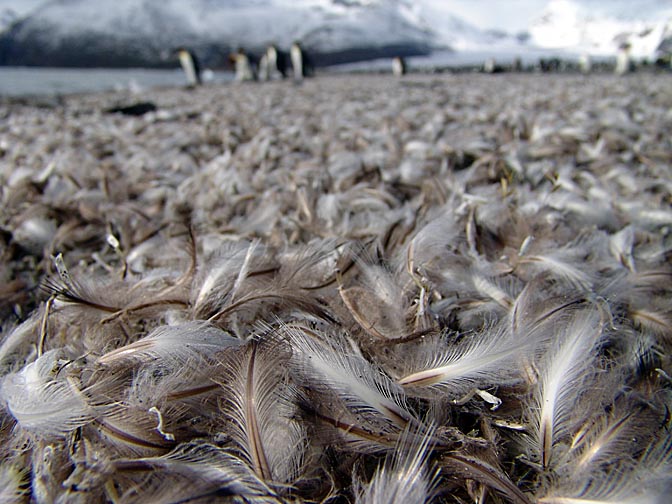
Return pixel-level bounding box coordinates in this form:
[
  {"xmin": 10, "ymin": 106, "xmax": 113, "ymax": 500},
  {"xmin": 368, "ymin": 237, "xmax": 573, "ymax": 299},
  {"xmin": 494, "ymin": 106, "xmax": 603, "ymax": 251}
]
[{"xmin": 246, "ymin": 342, "xmax": 272, "ymax": 481}]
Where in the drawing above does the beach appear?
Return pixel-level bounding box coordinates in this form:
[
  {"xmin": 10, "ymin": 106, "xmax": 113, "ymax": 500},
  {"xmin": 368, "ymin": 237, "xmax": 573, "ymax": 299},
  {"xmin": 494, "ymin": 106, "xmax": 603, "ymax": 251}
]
[{"xmin": 1, "ymin": 73, "xmax": 672, "ymax": 502}]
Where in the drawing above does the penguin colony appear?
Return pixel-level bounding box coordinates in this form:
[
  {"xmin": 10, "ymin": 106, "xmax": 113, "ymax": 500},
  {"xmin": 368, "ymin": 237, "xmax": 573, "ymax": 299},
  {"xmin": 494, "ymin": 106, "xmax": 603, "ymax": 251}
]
[
  {"xmin": 1, "ymin": 73, "xmax": 672, "ymax": 503},
  {"xmin": 217, "ymin": 44, "xmax": 310, "ymax": 84}
]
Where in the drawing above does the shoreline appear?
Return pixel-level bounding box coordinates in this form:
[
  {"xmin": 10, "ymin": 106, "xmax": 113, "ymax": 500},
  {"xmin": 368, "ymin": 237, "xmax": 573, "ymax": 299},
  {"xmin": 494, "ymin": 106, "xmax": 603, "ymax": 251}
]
[{"xmin": 2, "ymin": 57, "xmax": 669, "ymax": 102}]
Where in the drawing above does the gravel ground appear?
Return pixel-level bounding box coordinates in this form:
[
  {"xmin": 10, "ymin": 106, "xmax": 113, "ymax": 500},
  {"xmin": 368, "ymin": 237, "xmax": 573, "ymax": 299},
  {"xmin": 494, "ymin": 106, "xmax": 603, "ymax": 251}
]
[{"xmin": 1, "ymin": 73, "xmax": 672, "ymax": 502}]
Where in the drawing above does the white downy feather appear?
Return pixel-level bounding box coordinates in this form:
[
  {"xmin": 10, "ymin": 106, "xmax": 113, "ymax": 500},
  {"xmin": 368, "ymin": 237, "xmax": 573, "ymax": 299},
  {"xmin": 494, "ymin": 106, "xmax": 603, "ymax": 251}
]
[
  {"xmin": 192, "ymin": 240, "xmax": 265, "ymax": 316},
  {"xmin": 609, "ymin": 226, "xmax": 636, "ymax": 272},
  {"xmin": 0, "ymin": 311, "xmax": 41, "ymax": 368},
  {"xmin": 0, "ymin": 349, "xmax": 92, "ymax": 437},
  {"xmin": 518, "ymin": 251, "xmax": 594, "ymax": 291},
  {"xmin": 533, "ymin": 309, "xmax": 605, "ymax": 469},
  {"xmin": 97, "ymin": 321, "xmax": 241, "ymax": 366},
  {"xmin": 563, "ymin": 406, "xmax": 641, "ymax": 478},
  {"xmin": 539, "ymin": 437, "xmax": 672, "ymax": 504},
  {"xmin": 397, "ymin": 324, "xmax": 532, "ymax": 396},
  {"xmin": 284, "ymin": 324, "xmax": 415, "ymax": 429}
]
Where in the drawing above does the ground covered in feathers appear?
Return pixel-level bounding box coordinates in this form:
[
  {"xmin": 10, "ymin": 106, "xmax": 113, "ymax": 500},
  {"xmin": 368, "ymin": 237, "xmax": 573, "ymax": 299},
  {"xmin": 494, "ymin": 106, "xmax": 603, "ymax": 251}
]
[{"xmin": 1, "ymin": 73, "xmax": 672, "ymax": 503}]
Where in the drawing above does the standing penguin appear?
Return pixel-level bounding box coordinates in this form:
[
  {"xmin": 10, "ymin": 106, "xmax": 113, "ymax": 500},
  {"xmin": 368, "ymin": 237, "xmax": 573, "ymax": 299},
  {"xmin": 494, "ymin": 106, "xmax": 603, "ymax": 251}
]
[
  {"xmin": 265, "ymin": 44, "xmax": 288, "ymax": 80},
  {"xmin": 392, "ymin": 56, "xmax": 407, "ymax": 77},
  {"xmin": 579, "ymin": 53, "xmax": 592, "ymax": 74},
  {"xmin": 258, "ymin": 52, "xmax": 270, "ymax": 81},
  {"xmin": 290, "ymin": 41, "xmax": 312, "ymax": 82},
  {"xmin": 615, "ymin": 42, "xmax": 634, "ymax": 75},
  {"xmin": 176, "ymin": 48, "xmax": 202, "ymax": 87},
  {"xmin": 230, "ymin": 48, "xmax": 257, "ymax": 82}
]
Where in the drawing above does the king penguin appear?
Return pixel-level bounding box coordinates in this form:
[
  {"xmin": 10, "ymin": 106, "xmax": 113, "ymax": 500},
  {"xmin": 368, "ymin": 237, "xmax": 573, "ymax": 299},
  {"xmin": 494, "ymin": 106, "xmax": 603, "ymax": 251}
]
[
  {"xmin": 290, "ymin": 41, "xmax": 312, "ymax": 82},
  {"xmin": 579, "ymin": 53, "xmax": 592, "ymax": 74},
  {"xmin": 176, "ymin": 48, "xmax": 202, "ymax": 88},
  {"xmin": 392, "ymin": 56, "xmax": 407, "ymax": 77},
  {"xmin": 231, "ymin": 48, "xmax": 257, "ymax": 82},
  {"xmin": 265, "ymin": 44, "xmax": 288, "ymax": 80},
  {"xmin": 615, "ymin": 42, "xmax": 634, "ymax": 75}
]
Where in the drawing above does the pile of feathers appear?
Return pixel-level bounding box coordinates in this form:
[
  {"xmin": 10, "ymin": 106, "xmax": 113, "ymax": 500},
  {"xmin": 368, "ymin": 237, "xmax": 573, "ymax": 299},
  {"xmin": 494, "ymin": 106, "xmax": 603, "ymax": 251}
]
[{"xmin": 1, "ymin": 73, "xmax": 672, "ymax": 503}]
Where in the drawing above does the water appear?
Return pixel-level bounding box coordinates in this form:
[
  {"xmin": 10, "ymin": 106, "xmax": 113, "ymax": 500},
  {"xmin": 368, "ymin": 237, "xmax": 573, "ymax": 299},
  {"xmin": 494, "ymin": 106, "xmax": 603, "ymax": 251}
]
[
  {"xmin": 0, "ymin": 49, "xmax": 607, "ymax": 97},
  {"xmin": 0, "ymin": 67, "xmax": 234, "ymax": 97},
  {"xmin": 331, "ymin": 48, "xmax": 590, "ymax": 73}
]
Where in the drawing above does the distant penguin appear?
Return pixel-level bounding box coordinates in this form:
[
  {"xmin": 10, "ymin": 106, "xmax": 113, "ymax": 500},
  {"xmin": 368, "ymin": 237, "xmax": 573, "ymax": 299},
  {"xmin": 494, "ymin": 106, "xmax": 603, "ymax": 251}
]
[
  {"xmin": 231, "ymin": 48, "xmax": 256, "ymax": 82},
  {"xmin": 176, "ymin": 48, "xmax": 201, "ymax": 87},
  {"xmin": 265, "ymin": 44, "xmax": 288, "ymax": 80},
  {"xmin": 615, "ymin": 42, "xmax": 634, "ymax": 75},
  {"xmin": 290, "ymin": 42, "xmax": 312, "ymax": 82},
  {"xmin": 579, "ymin": 53, "xmax": 592, "ymax": 74},
  {"xmin": 392, "ymin": 56, "xmax": 407, "ymax": 77},
  {"xmin": 258, "ymin": 53, "xmax": 269, "ymax": 81}
]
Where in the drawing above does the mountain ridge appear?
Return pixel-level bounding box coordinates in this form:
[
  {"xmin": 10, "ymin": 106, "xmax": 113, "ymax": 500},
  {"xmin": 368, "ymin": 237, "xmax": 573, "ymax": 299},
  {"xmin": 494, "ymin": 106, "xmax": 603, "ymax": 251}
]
[
  {"xmin": 0, "ymin": 0, "xmax": 438, "ymax": 67},
  {"xmin": 0, "ymin": 0, "xmax": 670, "ymax": 68}
]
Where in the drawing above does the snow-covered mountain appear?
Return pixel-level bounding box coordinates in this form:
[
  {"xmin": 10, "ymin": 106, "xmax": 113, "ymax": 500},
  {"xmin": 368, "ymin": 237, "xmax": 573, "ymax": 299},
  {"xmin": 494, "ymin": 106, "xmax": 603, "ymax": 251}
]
[
  {"xmin": 0, "ymin": 0, "xmax": 529, "ymax": 68},
  {"xmin": 0, "ymin": 0, "xmax": 42, "ymax": 32},
  {"xmin": 530, "ymin": 0, "xmax": 672, "ymax": 59},
  {"xmin": 0, "ymin": 0, "xmax": 439, "ymax": 67},
  {"xmin": 0, "ymin": 0, "xmax": 670, "ymax": 68}
]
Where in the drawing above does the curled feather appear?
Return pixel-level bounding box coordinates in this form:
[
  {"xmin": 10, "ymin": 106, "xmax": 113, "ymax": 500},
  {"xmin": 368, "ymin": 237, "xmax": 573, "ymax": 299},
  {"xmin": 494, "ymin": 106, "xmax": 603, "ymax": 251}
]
[
  {"xmin": 113, "ymin": 442, "xmax": 274, "ymax": 502},
  {"xmin": 0, "ymin": 350, "xmax": 92, "ymax": 437},
  {"xmin": 440, "ymin": 453, "xmax": 533, "ymax": 504}
]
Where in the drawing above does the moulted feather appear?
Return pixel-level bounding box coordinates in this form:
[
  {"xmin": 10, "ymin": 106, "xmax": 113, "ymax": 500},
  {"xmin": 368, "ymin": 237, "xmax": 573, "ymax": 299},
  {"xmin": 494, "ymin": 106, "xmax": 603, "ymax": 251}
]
[
  {"xmin": 284, "ymin": 323, "xmax": 415, "ymax": 428},
  {"xmin": 112, "ymin": 442, "xmax": 275, "ymax": 502},
  {"xmin": 439, "ymin": 452, "xmax": 533, "ymax": 504},
  {"xmin": 0, "ymin": 349, "xmax": 93, "ymax": 437},
  {"xmin": 0, "ymin": 464, "xmax": 28, "ymax": 504},
  {"xmin": 214, "ymin": 338, "xmax": 306, "ymax": 486},
  {"xmin": 355, "ymin": 426, "xmax": 439, "ymax": 504},
  {"xmin": 97, "ymin": 321, "xmax": 241, "ymax": 367},
  {"xmin": 191, "ymin": 239, "xmax": 273, "ymax": 318},
  {"xmin": 532, "ymin": 308, "xmax": 605, "ymax": 469},
  {"xmin": 538, "ymin": 435, "xmax": 672, "ymax": 504},
  {"xmin": 396, "ymin": 324, "xmax": 534, "ymax": 397},
  {"xmin": 280, "ymin": 323, "xmax": 422, "ymax": 453},
  {"xmin": 0, "ymin": 311, "xmax": 42, "ymax": 368}
]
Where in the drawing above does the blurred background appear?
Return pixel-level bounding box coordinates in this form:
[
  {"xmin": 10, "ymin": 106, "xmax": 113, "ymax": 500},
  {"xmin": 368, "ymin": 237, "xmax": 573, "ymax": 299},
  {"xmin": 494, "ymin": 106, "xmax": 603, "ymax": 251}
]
[{"xmin": 0, "ymin": 0, "xmax": 671, "ymax": 95}]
